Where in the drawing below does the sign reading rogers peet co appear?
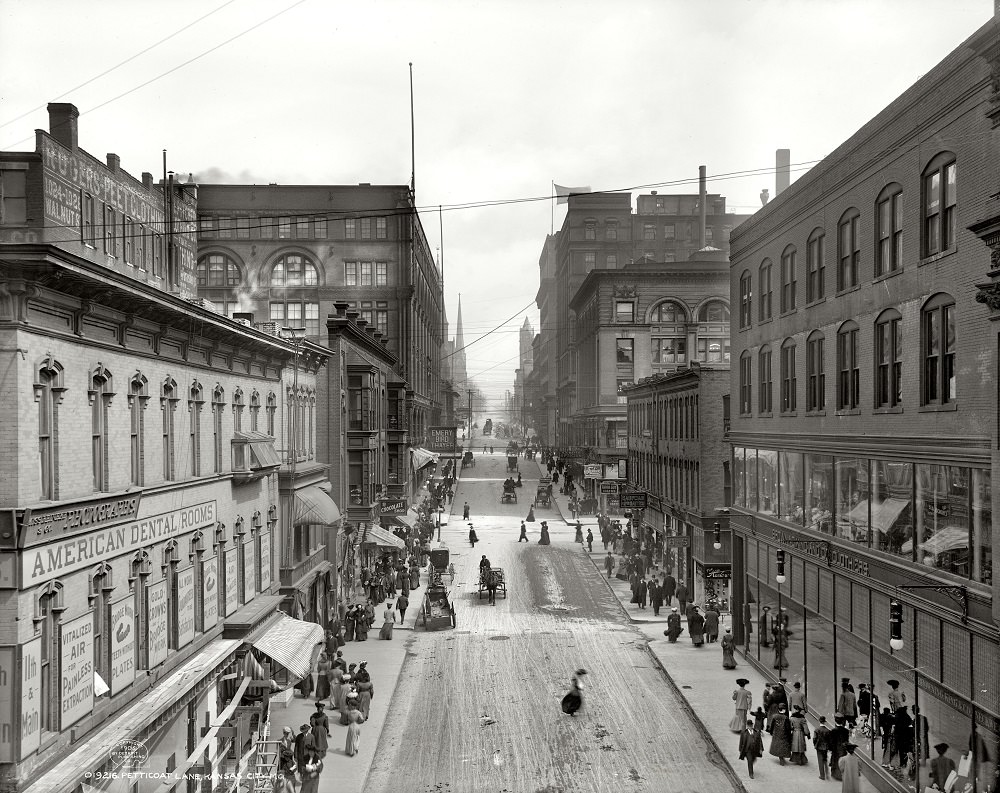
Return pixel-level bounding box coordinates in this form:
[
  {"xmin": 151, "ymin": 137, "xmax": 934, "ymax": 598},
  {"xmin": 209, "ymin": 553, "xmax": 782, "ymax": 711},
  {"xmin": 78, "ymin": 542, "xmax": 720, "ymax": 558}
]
[{"xmin": 22, "ymin": 502, "xmax": 216, "ymax": 586}]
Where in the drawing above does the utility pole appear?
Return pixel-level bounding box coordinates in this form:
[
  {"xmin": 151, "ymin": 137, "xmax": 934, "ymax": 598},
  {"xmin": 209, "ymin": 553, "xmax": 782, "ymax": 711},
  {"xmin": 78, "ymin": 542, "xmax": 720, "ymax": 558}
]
[{"xmin": 467, "ymin": 389, "xmax": 473, "ymax": 443}]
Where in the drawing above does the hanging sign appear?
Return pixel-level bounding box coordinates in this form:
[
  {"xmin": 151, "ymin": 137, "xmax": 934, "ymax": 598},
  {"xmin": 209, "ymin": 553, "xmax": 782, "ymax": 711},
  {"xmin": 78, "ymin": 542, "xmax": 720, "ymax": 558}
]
[
  {"xmin": 600, "ymin": 481, "xmax": 620, "ymax": 495},
  {"xmin": 60, "ymin": 613, "xmax": 94, "ymax": 730},
  {"xmin": 109, "ymin": 596, "xmax": 135, "ymax": 694},
  {"xmin": 145, "ymin": 580, "xmax": 168, "ymax": 669},
  {"xmin": 620, "ymin": 492, "xmax": 648, "ymax": 509},
  {"xmin": 201, "ymin": 556, "xmax": 219, "ymax": 631}
]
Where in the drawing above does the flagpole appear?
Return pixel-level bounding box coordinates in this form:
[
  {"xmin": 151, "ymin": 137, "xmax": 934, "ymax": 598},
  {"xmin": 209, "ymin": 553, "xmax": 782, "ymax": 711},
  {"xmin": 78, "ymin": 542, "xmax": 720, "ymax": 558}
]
[{"xmin": 551, "ymin": 181, "xmax": 554, "ymax": 235}]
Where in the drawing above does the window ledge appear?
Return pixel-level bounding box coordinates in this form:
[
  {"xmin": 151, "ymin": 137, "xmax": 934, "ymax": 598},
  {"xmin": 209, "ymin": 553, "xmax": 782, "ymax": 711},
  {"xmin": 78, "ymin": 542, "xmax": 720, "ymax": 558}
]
[
  {"xmin": 873, "ymin": 406, "xmax": 904, "ymax": 414},
  {"xmin": 835, "ymin": 285, "xmax": 860, "ymax": 297},
  {"xmin": 920, "ymin": 247, "xmax": 957, "ymax": 266},
  {"xmin": 779, "ymin": 410, "xmax": 798, "ymax": 417},
  {"xmin": 918, "ymin": 403, "xmax": 958, "ymax": 413},
  {"xmin": 804, "ymin": 298, "xmax": 826, "ymax": 308},
  {"xmin": 757, "ymin": 317, "xmax": 773, "ymax": 326},
  {"xmin": 757, "ymin": 411, "xmax": 773, "ymax": 418},
  {"xmin": 805, "ymin": 409, "xmax": 827, "ymax": 417},
  {"xmin": 873, "ymin": 269, "xmax": 902, "ymax": 284},
  {"xmin": 779, "ymin": 309, "xmax": 798, "ymax": 318},
  {"xmin": 836, "ymin": 408, "xmax": 861, "ymax": 416}
]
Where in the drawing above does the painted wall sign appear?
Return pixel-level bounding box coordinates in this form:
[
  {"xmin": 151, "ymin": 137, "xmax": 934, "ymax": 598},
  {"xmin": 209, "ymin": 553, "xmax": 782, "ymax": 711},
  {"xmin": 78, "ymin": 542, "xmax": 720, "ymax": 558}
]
[
  {"xmin": 60, "ymin": 613, "xmax": 94, "ymax": 730},
  {"xmin": 22, "ymin": 501, "xmax": 216, "ymax": 585},
  {"xmin": 243, "ymin": 540, "xmax": 256, "ymax": 604},
  {"xmin": 20, "ymin": 639, "xmax": 41, "ymax": 759},
  {"xmin": 175, "ymin": 567, "xmax": 196, "ymax": 648},
  {"xmin": 0, "ymin": 647, "xmax": 13, "ymax": 761},
  {"xmin": 20, "ymin": 494, "xmax": 142, "ymax": 547},
  {"xmin": 108, "ymin": 596, "xmax": 135, "ymax": 695},
  {"xmin": 201, "ymin": 556, "xmax": 219, "ymax": 631},
  {"xmin": 259, "ymin": 534, "xmax": 271, "ymax": 591},
  {"xmin": 224, "ymin": 549, "xmax": 239, "ymax": 617},
  {"xmin": 145, "ymin": 580, "xmax": 168, "ymax": 669}
]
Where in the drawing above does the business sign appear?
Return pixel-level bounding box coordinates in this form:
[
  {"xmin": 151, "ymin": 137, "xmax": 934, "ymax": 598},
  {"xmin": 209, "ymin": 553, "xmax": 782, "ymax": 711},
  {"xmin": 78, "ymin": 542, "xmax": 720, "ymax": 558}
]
[
  {"xmin": 378, "ymin": 498, "xmax": 408, "ymax": 516},
  {"xmin": 697, "ymin": 562, "xmax": 732, "ymax": 579},
  {"xmin": 663, "ymin": 536, "xmax": 690, "ymax": 548},
  {"xmin": 20, "ymin": 494, "xmax": 142, "ymax": 547},
  {"xmin": 619, "ymin": 492, "xmax": 648, "ymax": 510},
  {"xmin": 259, "ymin": 533, "xmax": 271, "ymax": 591},
  {"xmin": 60, "ymin": 613, "xmax": 94, "ymax": 730},
  {"xmin": 201, "ymin": 556, "xmax": 219, "ymax": 631},
  {"xmin": 175, "ymin": 567, "xmax": 196, "ymax": 649},
  {"xmin": 600, "ymin": 481, "xmax": 620, "ymax": 495},
  {"xmin": 20, "ymin": 639, "xmax": 41, "ymax": 759},
  {"xmin": 427, "ymin": 426, "xmax": 458, "ymax": 453},
  {"xmin": 22, "ymin": 501, "xmax": 216, "ymax": 585},
  {"xmin": 607, "ymin": 497, "xmax": 619, "ymax": 508},
  {"xmin": 0, "ymin": 648, "xmax": 13, "ymax": 761},
  {"xmin": 618, "ymin": 459, "xmax": 627, "ymax": 479},
  {"xmin": 109, "ymin": 597, "xmax": 135, "ymax": 695},
  {"xmin": 145, "ymin": 580, "xmax": 168, "ymax": 669},
  {"xmin": 243, "ymin": 540, "xmax": 256, "ymax": 604},
  {"xmin": 224, "ymin": 549, "xmax": 239, "ymax": 616},
  {"xmin": 584, "ymin": 464, "xmax": 603, "ymax": 480}
]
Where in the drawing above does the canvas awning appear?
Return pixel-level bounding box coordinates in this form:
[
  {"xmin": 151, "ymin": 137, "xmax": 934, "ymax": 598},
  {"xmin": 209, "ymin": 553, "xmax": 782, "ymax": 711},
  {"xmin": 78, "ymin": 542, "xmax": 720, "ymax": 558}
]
[
  {"xmin": 847, "ymin": 498, "xmax": 909, "ymax": 533},
  {"xmin": 364, "ymin": 524, "xmax": 406, "ymax": 549},
  {"xmin": 384, "ymin": 511, "xmax": 418, "ymax": 529},
  {"xmin": 294, "ymin": 485, "xmax": 341, "ymax": 526},
  {"xmin": 248, "ymin": 614, "xmax": 325, "ymax": 682},
  {"xmin": 410, "ymin": 447, "xmax": 439, "ymax": 471},
  {"xmin": 901, "ymin": 525, "xmax": 969, "ymax": 557}
]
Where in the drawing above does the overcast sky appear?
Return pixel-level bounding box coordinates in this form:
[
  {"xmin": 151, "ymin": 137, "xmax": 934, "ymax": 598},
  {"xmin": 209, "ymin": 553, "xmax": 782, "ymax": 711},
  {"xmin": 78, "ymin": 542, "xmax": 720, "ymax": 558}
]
[{"xmin": 1, "ymin": 0, "xmax": 993, "ymax": 409}]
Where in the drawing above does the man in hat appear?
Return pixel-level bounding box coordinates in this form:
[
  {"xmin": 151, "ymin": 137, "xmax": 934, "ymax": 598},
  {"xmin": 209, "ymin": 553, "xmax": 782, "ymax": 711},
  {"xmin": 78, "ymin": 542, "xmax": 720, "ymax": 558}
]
[
  {"xmin": 664, "ymin": 607, "xmax": 682, "ymax": 642},
  {"xmin": 886, "ymin": 679, "xmax": 906, "ymax": 713},
  {"xmin": 676, "ymin": 581, "xmax": 690, "ymax": 617},
  {"xmin": 704, "ymin": 602, "xmax": 721, "ymax": 643},
  {"xmin": 838, "ymin": 742, "xmax": 862, "ymax": 793},
  {"xmin": 738, "ymin": 718, "xmax": 764, "ymax": 779},
  {"xmin": 930, "ymin": 743, "xmax": 956, "ymax": 790},
  {"xmin": 604, "ymin": 551, "xmax": 615, "ymax": 579},
  {"xmin": 813, "ymin": 715, "xmax": 831, "ymax": 780},
  {"xmin": 837, "ymin": 678, "xmax": 858, "ymax": 728},
  {"xmin": 829, "ymin": 714, "xmax": 851, "ymax": 780},
  {"xmin": 519, "ymin": 521, "xmax": 529, "ymax": 542},
  {"xmin": 662, "ymin": 571, "xmax": 676, "ymax": 608},
  {"xmin": 463, "ymin": 502, "xmax": 470, "ymax": 520},
  {"xmin": 635, "ymin": 576, "xmax": 648, "ymax": 610},
  {"xmin": 789, "ymin": 681, "xmax": 808, "ymax": 714},
  {"xmin": 649, "ymin": 577, "xmax": 663, "ymax": 616},
  {"xmin": 293, "ymin": 723, "xmax": 312, "ymax": 771}
]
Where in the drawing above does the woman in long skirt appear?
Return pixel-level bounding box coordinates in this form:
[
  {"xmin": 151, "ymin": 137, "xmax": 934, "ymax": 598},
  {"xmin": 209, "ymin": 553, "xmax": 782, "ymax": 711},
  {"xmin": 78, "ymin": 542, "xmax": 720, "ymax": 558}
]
[
  {"xmin": 789, "ymin": 706, "xmax": 811, "ymax": 765},
  {"xmin": 356, "ymin": 679, "xmax": 374, "ymax": 720},
  {"xmin": 379, "ymin": 602, "xmax": 397, "ymax": 640},
  {"xmin": 767, "ymin": 706, "xmax": 793, "ymax": 765},
  {"xmin": 355, "ymin": 605, "xmax": 370, "ymax": 642},
  {"xmin": 338, "ymin": 678, "xmax": 354, "ymax": 726},
  {"xmin": 730, "ymin": 678, "xmax": 752, "ymax": 732},
  {"xmin": 299, "ymin": 755, "xmax": 323, "ymax": 793},
  {"xmin": 345, "ymin": 696, "xmax": 365, "ymax": 757},
  {"xmin": 409, "ymin": 563, "xmax": 420, "ymax": 591},
  {"xmin": 314, "ymin": 652, "xmax": 331, "ymax": 702},
  {"xmin": 344, "ymin": 607, "xmax": 356, "ymax": 642},
  {"xmin": 560, "ymin": 669, "xmax": 587, "ymax": 716},
  {"xmin": 721, "ymin": 628, "xmax": 738, "ymax": 669}
]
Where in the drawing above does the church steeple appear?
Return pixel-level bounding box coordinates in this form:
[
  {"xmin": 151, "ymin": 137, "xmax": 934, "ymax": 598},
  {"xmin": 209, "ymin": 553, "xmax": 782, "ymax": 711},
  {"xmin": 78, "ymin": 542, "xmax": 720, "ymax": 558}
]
[
  {"xmin": 455, "ymin": 293, "xmax": 465, "ymax": 349},
  {"xmin": 452, "ymin": 294, "xmax": 468, "ymax": 389}
]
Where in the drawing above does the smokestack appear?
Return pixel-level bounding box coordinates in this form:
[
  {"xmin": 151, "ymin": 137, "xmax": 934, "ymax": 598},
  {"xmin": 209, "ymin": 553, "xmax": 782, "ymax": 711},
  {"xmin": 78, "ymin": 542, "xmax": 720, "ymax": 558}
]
[
  {"xmin": 776, "ymin": 149, "xmax": 790, "ymax": 196},
  {"xmin": 47, "ymin": 103, "xmax": 79, "ymax": 151},
  {"xmin": 698, "ymin": 165, "xmax": 707, "ymax": 249}
]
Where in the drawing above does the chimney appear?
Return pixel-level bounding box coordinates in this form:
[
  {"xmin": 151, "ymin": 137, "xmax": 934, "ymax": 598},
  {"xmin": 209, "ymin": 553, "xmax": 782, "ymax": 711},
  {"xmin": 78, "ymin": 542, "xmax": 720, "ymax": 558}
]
[
  {"xmin": 760, "ymin": 189, "xmax": 770, "ymax": 207},
  {"xmin": 142, "ymin": 172, "xmax": 154, "ymax": 190},
  {"xmin": 776, "ymin": 149, "xmax": 790, "ymax": 196},
  {"xmin": 698, "ymin": 165, "xmax": 707, "ymax": 248},
  {"xmin": 107, "ymin": 154, "xmax": 120, "ymax": 173},
  {"xmin": 47, "ymin": 103, "xmax": 79, "ymax": 150}
]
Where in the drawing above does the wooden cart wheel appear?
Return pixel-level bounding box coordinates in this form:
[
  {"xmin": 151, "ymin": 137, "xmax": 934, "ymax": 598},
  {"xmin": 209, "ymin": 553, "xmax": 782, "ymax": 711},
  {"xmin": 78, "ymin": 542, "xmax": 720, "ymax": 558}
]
[{"xmin": 450, "ymin": 605, "xmax": 456, "ymax": 627}]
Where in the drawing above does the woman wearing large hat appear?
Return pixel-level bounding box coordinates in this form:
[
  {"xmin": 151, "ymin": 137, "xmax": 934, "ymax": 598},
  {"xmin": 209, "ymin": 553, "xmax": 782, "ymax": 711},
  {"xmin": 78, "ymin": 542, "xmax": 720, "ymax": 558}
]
[{"xmin": 730, "ymin": 678, "xmax": 752, "ymax": 732}]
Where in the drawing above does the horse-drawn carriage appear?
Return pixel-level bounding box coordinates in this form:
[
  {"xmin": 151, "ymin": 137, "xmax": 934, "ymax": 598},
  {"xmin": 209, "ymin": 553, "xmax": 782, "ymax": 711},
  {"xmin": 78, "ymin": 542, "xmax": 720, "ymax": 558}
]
[
  {"xmin": 422, "ymin": 546, "xmax": 455, "ymax": 629},
  {"xmin": 478, "ymin": 567, "xmax": 506, "ymax": 599},
  {"xmin": 461, "ymin": 450, "xmax": 475, "ymax": 469},
  {"xmin": 535, "ymin": 475, "xmax": 552, "ymax": 507},
  {"xmin": 506, "ymin": 454, "xmax": 518, "ymax": 473},
  {"xmin": 501, "ymin": 484, "xmax": 517, "ymax": 504}
]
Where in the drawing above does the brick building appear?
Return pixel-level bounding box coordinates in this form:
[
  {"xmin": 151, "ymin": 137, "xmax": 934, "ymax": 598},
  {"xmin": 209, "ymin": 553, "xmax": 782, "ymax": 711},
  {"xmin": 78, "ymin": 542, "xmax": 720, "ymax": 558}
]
[
  {"xmin": 728, "ymin": 16, "xmax": 999, "ymax": 792},
  {"xmin": 0, "ymin": 105, "xmax": 330, "ymax": 793}
]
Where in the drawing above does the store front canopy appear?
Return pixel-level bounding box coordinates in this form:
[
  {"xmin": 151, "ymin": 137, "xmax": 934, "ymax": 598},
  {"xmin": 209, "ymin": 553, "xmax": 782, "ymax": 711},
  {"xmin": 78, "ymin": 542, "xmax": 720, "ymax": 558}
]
[
  {"xmin": 410, "ymin": 447, "xmax": 439, "ymax": 471},
  {"xmin": 294, "ymin": 485, "xmax": 341, "ymax": 526},
  {"xmin": 248, "ymin": 614, "xmax": 325, "ymax": 682},
  {"xmin": 364, "ymin": 524, "xmax": 406, "ymax": 549},
  {"xmin": 901, "ymin": 525, "xmax": 969, "ymax": 557},
  {"xmin": 847, "ymin": 498, "xmax": 909, "ymax": 533}
]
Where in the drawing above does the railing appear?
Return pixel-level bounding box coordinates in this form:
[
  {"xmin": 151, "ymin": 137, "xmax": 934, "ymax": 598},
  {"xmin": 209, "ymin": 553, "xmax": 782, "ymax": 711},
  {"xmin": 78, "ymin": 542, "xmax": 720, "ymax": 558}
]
[{"xmin": 278, "ymin": 545, "xmax": 327, "ymax": 588}]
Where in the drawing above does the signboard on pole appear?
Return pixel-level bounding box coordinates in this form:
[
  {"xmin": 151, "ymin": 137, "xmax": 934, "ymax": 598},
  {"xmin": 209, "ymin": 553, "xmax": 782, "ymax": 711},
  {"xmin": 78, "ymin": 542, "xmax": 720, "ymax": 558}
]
[
  {"xmin": 600, "ymin": 481, "xmax": 620, "ymax": 495},
  {"xmin": 619, "ymin": 492, "xmax": 648, "ymax": 510},
  {"xmin": 663, "ymin": 536, "xmax": 690, "ymax": 548},
  {"xmin": 583, "ymin": 464, "xmax": 603, "ymax": 479},
  {"xmin": 427, "ymin": 426, "xmax": 458, "ymax": 454}
]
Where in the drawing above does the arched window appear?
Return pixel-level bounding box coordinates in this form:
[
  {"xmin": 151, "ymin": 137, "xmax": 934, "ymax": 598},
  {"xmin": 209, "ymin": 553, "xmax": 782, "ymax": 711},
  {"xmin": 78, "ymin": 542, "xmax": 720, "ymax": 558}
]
[
  {"xmin": 129, "ymin": 373, "xmax": 148, "ymax": 486},
  {"xmin": 876, "ymin": 184, "xmax": 903, "ymax": 276},
  {"xmin": 780, "ymin": 245, "xmax": 797, "ymax": 313},
  {"xmin": 921, "ymin": 293, "xmax": 956, "ymax": 405},
  {"xmin": 806, "ymin": 229, "xmax": 825, "ymax": 303},
  {"xmin": 90, "ymin": 365, "xmax": 115, "ymax": 492},
  {"xmin": 838, "ymin": 208, "xmax": 861, "ymax": 290},
  {"xmin": 90, "ymin": 563, "xmax": 114, "ymax": 689},
  {"xmin": 922, "ymin": 153, "xmax": 956, "ymax": 257},
  {"xmin": 780, "ymin": 338, "xmax": 797, "ymax": 413},
  {"xmin": 875, "ymin": 309, "xmax": 902, "ymax": 408},
  {"xmin": 739, "ymin": 352, "xmax": 752, "ymax": 415},
  {"xmin": 270, "ymin": 254, "xmax": 319, "ymax": 287},
  {"xmin": 806, "ymin": 331, "xmax": 825, "ymax": 412},
  {"xmin": 196, "ymin": 254, "xmax": 242, "ymax": 287},
  {"xmin": 161, "ymin": 377, "xmax": 178, "ymax": 480},
  {"xmin": 651, "ymin": 300, "xmax": 686, "ymax": 323},
  {"xmin": 836, "ymin": 321, "xmax": 859, "ymax": 410},
  {"xmin": 189, "ymin": 382, "xmax": 204, "ymax": 476},
  {"xmin": 35, "ymin": 356, "xmax": 65, "ymax": 500},
  {"xmin": 250, "ymin": 390, "xmax": 261, "ymax": 432},
  {"xmin": 758, "ymin": 259, "xmax": 773, "ymax": 321},
  {"xmin": 758, "ymin": 345, "xmax": 773, "ymax": 413},
  {"xmin": 739, "ymin": 271, "xmax": 752, "ymax": 328},
  {"xmin": 212, "ymin": 385, "xmax": 226, "ymax": 473},
  {"xmin": 233, "ymin": 387, "xmax": 245, "ymax": 433},
  {"xmin": 37, "ymin": 581, "xmax": 64, "ymax": 731},
  {"xmin": 698, "ymin": 300, "xmax": 729, "ymax": 322},
  {"xmin": 266, "ymin": 392, "xmax": 277, "ymax": 436}
]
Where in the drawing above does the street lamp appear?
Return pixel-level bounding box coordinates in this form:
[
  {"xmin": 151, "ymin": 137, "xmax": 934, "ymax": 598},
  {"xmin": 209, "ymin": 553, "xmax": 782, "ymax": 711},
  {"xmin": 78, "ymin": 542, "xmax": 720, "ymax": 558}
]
[
  {"xmin": 437, "ymin": 504, "xmax": 444, "ymax": 543},
  {"xmin": 775, "ymin": 548, "xmax": 786, "ymax": 584},
  {"xmin": 889, "ymin": 600, "xmax": 904, "ymax": 651},
  {"xmin": 773, "ymin": 549, "xmax": 787, "ymax": 670},
  {"xmin": 712, "ymin": 521, "xmax": 722, "ymax": 550},
  {"xmin": 278, "ymin": 326, "xmax": 307, "ymax": 475}
]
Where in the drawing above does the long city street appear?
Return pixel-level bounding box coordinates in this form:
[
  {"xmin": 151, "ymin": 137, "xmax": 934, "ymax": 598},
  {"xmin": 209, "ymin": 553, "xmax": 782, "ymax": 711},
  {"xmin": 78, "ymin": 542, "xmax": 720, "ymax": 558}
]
[{"xmin": 365, "ymin": 450, "xmax": 738, "ymax": 793}]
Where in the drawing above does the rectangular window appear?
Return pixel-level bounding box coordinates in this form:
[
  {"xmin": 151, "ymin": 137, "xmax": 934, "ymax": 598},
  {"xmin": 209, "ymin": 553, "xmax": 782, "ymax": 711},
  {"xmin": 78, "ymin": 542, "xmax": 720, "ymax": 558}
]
[
  {"xmin": 664, "ymin": 223, "xmax": 675, "ymax": 239},
  {"xmin": 296, "ymin": 216, "xmax": 310, "ymax": 237},
  {"xmin": 806, "ymin": 234, "xmax": 825, "ymax": 302},
  {"xmin": 162, "ymin": 399, "xmax": 175, "ymax": 481},
  {"xmin": 135, "ymin": 225, "xmax": 145, "ymax": 269},
  {"xmin": 606, "ymin": 254, "xmax": 617, "ymax": 268},
  {"xmin": 130, "ymin": 394, "xmax": 144, "ymax": 485},
  {"xmin": 199, "ymin": 216, "xmax": 214, "ymax": 236},
  {"xmin": 585, "ymin": 223, "xmax": 596, "ymax": 240},
  {"xmin": 82, "ymin": 192, "xmax": 95, "ymax": 245},
  {"xmin": 190, "ymin": 403, "xmax": 201, "ymax": 476},
  {"xmin": 105, "ymin": 205, "xmax": 117, "ymax": 256},
  {"xmin": 123, "ymin": 217, "xmax": 133, "ymax": 264},
  {"xmin": 876, "ymin": 317, "xmax": 902, "ymax": 407},
  {"xmin": 615, "ymin": 301, "xmax": 634, "ymax": 323},
  {"xmin": 375, "ymin": 262, "xmax": 387, "ymax": 286},
  {"xmin": 218, "ymin": 217, "xmax": 232, "ymax": 239},
  {"xmin": 837, "ymin": 328, "xmax": 859, "ymax": 409},
  {"xmin": 345, "ymin": 261, "xmax": 358, "ymax": 286},
  {"xmin": 652, "ymin": 337, "xmax": 686, "ymax": 364},
  {"xmin": 360, "ymin": 217, "xmax": 372, "ymax": 239},
  {"xmin": 877, "ymin": 192, "xmax": 903, "ymax": 275},
  {"xmin": 739, "ymin": 355, "xmax": 752, "ymax": 414},
  {"xmin": 616, "ymin": 338, "xmax": 634, "ymax": 365},
  {"xmin": 278, "ymin": 217, "xmax": 291, "ymax": 239},
  {"xmin": 838, "ymin": 214, "xmax": 860, "ymax": 290},
  {"xmin": 361, "ymin": 261, "xmax": 372, "ymax": 285},
  {"xmin": 780, "ymin": 249, "xmax": 797, "ymax": 312},
  {"xmin": 759, "ymin": 264, "xmax": 772, "ymax": 321},
  {"xmin": 606, "ymin": 224, "xmax": 617, "ymax": 241},
  {"xmin": 759, "ymin": 349, "xmax": 772, "ymax": 413},
  {"xmin": 806, "ymin": 336, "xmax": 825, "ymax": 411},
  {"xmin": 236, "ymin": 217, "xmax": 250, "ymax": 238},
  {"xmin": 584, "ymin": 252, "xmax": 596, "ymax": 269},
  {"xmin": 345, "ymin": 218, "xmax": 356, "ymax": 239},
  {"xmin": 376, "ymin": 217, "xmax": 387, "ymax": 239},
  {"xmin": 260, "ymin": 217, "xmax": 273, "ymax": 239},
  {"xmin": 643, "ymin": 223, "xmax": 655, "ymax": 240},
  {"xmin": 0, "ymin": 169, "xmax": 27, "ymax": 224},
  {"xmin": 315, "ymin": 218, "xmax": 327, "ymax": 238},
  {"xmin": 781, "ymin": 345, "xmax": 797, "ymax": 412}
]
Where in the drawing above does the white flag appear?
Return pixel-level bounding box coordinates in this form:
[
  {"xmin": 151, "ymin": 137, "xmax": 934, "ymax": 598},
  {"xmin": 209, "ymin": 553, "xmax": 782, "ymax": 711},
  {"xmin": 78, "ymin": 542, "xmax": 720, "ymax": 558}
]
[{"xmin": 554, "ymin": 183, "xmax": 592, "ymax": 204}]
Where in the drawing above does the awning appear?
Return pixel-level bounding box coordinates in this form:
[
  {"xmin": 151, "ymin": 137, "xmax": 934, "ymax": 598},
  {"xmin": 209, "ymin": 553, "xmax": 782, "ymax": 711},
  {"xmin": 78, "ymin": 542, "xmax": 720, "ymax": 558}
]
[
  {"xmin": 902, "ymin": 525, "xmax": 969, "ymax": 557},
  {"xmin": 384, "ymin": 511, "xmax": 418, "ymax": 529},
  {"xmin": 410, "ymin": 447, "xmax": 439, "ymax": 471},
  {"xmin": 247, "ymin": 614, "xmax": 325, "ymax": 682},
  {"xmin": 294, "ymin": 485, "xmax": 341, "ymax": 526},
  {"xmin": 364, "ymin": 524, "xmax": 406, "ymax": 549},
  {"xmin": 847, "ymin": 498, "xmax": 909, "ymax": 534}
]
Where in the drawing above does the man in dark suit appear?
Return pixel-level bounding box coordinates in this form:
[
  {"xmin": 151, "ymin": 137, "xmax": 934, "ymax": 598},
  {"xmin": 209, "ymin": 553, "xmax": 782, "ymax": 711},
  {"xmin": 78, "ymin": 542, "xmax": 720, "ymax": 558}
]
[
  {"xmin": 738, "ymin": 719, "xmax": 764, "ymax": 779},
  {"xmin": 636, "ymin": 577, "xmax": 648, "ymax": 610},
  {"xmin": 813, "ymin": 715, "xmax": 831, "ymax": 780},
  {"xmin": 662, "ymin": 573, "xmax": 676, "ymax": 608},
  {"xmin": 649, "ymin": 578, "xmax": 663, "ymax": 616}
]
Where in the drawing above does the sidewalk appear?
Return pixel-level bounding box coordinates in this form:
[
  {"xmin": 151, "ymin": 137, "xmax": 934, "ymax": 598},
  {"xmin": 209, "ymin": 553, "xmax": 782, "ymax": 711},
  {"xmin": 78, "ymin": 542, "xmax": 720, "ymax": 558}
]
[{"xmin": 275, "ymin": 512, "xmax": 453, "ymax": 793}]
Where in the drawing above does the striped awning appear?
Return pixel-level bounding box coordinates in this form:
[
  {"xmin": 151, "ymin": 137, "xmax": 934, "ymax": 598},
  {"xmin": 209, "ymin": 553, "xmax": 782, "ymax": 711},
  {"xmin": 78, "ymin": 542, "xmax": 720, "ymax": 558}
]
[
  {"xmin": 248, "ymin": 614, "xmax": 325, "ymax": 682},
  {"xmin": 410, "ymin": 447, "xmax": 439, "ymax": 471},
  {"xmin": 364, "ymin": 524, "xmax": 406, "ymax": 549},
  {"xmin": 294, "ymin": 485, "xmax": 341, "ymax": 526}
]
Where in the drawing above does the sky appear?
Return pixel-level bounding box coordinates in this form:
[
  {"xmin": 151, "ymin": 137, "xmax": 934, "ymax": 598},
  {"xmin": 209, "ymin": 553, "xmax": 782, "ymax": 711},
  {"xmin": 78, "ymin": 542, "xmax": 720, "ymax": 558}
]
[{"xmin": 1, "ymin": 0, "xmax": 994, "ymax": 411}]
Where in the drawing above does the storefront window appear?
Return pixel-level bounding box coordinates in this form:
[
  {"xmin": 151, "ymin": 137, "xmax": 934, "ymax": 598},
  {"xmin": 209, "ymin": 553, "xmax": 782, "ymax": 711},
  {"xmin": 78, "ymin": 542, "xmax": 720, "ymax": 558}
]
[
  {"xmin": 974, "ymin": 716, "xmax": 1000, "ymax": 793},
  {"xmin": 779, "ymin": 451, "xmax": 804, "ymax": 525},
  {"xmin": 973, "ymin": 468, "xmax": 992, "ymax": 585},
  {"xmin": 836, "ymin": 627, "xmax": 874, "ymax": 758},
  {"xmin": 872, "ymin": 460, "xmax": 913, "ymax": 558},
  {"xmin": 914, "ymin": 464, "xmax": 971, "ymax": 577},
  {"xmin": 756, "ymin": 578, "xmax": 778, "ymax": 666},
  {"xmin": 836, "ymin": 457, "xmax": 871, "ymax": 546},
  {"xmin": 913, "ymin": 682, "xmax": 974, "ymax": 792},
  {"xmin": 871, "ymin": 650, "xmax": 915, "ymax": 763},
  {"xmin": 758, "ymin": 450, "xmax": 778, "ymax": 516},
  {"xmin": 805, "ymin": 454, "xmax": 834, "ymax": 534},
  {"xmin": 782, "ymin": 595, "xmax": 806, "ymax": 685},
  {"xmin": 805, "ymin": 608, "xmax": 836, "ymax": 723},
  {"xmin": 747, "ymin": 450, "xmax": 759, "ymax": 512},
  {"xmin": 734, "ymin": 447, "xmax": 746, "ymax": 508}
]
